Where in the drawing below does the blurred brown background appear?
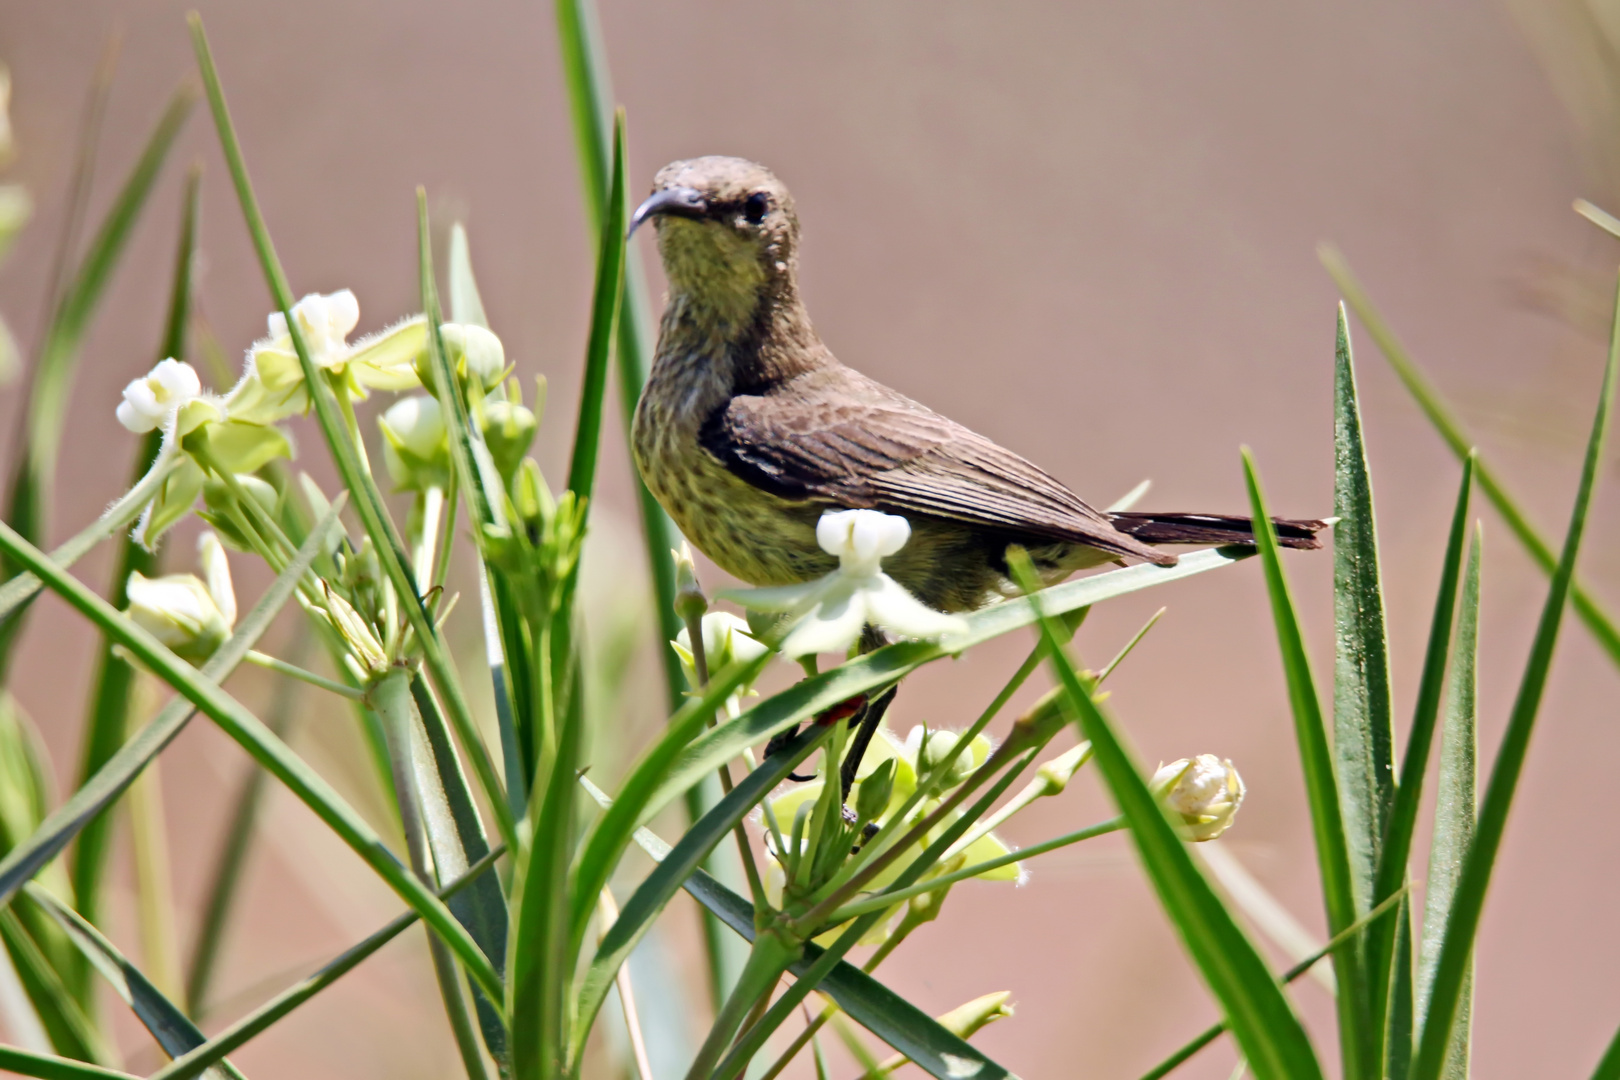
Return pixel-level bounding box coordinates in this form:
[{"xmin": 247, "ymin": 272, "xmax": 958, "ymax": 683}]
[{"xmin": 1, "ymin": 1, "xmax": 1618, "ymax": 1077}]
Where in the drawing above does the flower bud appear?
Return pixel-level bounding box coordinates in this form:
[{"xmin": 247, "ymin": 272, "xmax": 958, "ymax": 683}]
[
  {"xmin": 379, "ymin": 395, "xmax": 448, "ymax": 490},
  {"xmin": 855, "ymin": 757, "xmax": 896, "ymax": 825},
  {"xmin": 201, "ymin": 473, "xmax": 281, "ymax": 551},
  {"xmin": 672, "ymin": 542, "xmax": 707, "ymax": 626},
  {"xmin": 117, "ymin": 358, "xmax": 202, "ymax": 434},
  {"xmin": 936, "ymin": 991, "xmax": 1013, "ymax": 1040},
  {"xmin": 1151, "ymin": 754, "xmax": 1246, "ymax": 841},
  {"xmin": 906, "ymin": 726, "xmax": 988, "ymax": 789},
  {"xmin": 1034, "ymin": 742, "xmax": 1091, "ymax": 797},
  {"xmin": 439, "ymin": 323, "xmax": 506, "ymax": 390},
  {"xmin": 480, "ymin": 398, "xmax": 536, "ymax": 480},
  {"xmin": 124, "ymin": 532, "xmax": 236, "ymax": 663}
]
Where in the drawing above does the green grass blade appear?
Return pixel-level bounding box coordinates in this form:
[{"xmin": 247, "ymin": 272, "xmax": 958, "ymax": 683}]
[
  {"xmin": 0, "ymin": 84, "xmax": 193, "ymax": 678},
  {"xmin": 185, "ymin": 641, "xmax": 303, "ymax": 1018},
  {"xmin": 564, "ymin": 109, "xmax": 625, "ymax": 504},
  {"xmin": 554, "ymin": 0, "xmax": 687, "ymax": 717},
  {"xmin": 1591, "ymin": 1024, "xmax": 1620, "ymax": 1080},
  {"xmin": 1409, "ymin": 267, "xmax": 1618, "ymax": 1080},
  {"xmin": 1242, "ymin": 450, "xmax": 1365, "ymax": 1079},
  {"xmin": 0, "ymin": 518, "xmax": 504, "ymax": 1006},
  {"xmin": 0, "ymin": 908, "xmax": 112, "ymax": 1065},
  {"xmin": 0, "ymin": 502, "xmax": 341, "ymax": 908},
  {"xmin": 73, "ymin": 164, "xmax": 201, "ymax": 934},
  {"xmin": 0, "ymin": 1045, "xmax": 136, "ymax": 1080},
  {"xmin": 24, "ymin": 884, "xmax": 245, "ymax": 1080},
  {"xmin": 150, "ymin": 848, "xmax": 502, "ymax": 1080},
  {"xmin": 1138, "ymin": 889, "xmax": 1410, "ymax": 1080},
  {"xmin": 565, "ymin": 653, "xmax": 769, "ymax": 960},
  {"xmin": 1329, "ymin": 305, "xmax": 1397, "ymax": 1073},
  {"xmin": 1383, "ymin": 900, "xmax": 1414, "ymax": 1080},
  {"xmin": 651, "ymin": 548, "xmax": 1246, "ymax": 834},
  {"xmin": 507, "ymin": 679, "xmax": 584, "ymax": 1079},
  {"xmin": 1321, "ymin": 244, "xmax": 1620, "ymax": 667},
  {"xmin": 1013, "ymin": 552, "xmax": 1323, "ymax": 1080},
  {"xmin": 683, "ymin": 867, "xmax": 1013, "ymax": 1080},
  {"xmin": 568, "ymin": 724, "xmax": 831, "ymax": 1066},
  {"xmin": 1417, "ymin": 525, "xmax": 1480, "ymax": 1079},
  {"xmin": 410, "ymin": 675, "xmax": 508, "ymax": 1067},
  {"xmin": 187, "ymin": 15, "xmax": 515, "ymax": 853}
]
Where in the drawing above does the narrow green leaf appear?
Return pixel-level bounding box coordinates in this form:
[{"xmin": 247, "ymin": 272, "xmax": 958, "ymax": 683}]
[
  {"xmin": 150, "ymin": 849, "xmax": 502, "ymax": 1080},
  {"xmin": 25, "ymin": 884, "xmax": 245, "ymax": 1080},
  {"xmin": 0, "ymin": 908, "xmax": 112, "ymax": 1065},
  {"xmin": 188, "ymin": 16, "xmax": 515, "ymax": 854},
  {"xmin": 566, "ymin": 653, "xmax": 769, "ymax": 961},
  {"xmin": 0, "ymin": 517, "xmax": 504, "ymax": 1006},
  {"xmin": 568, "ymin": 723, "xmax": 830, "ymax": 1066},
  {"xmin": 1242, "ymin": 450, "xmax": 1364, "ymax": 1078},
  {"xmin": 1416, "ymin": 526, "xmax": 1479, "ymax": 1079},
  {"xmin": 508, "ymin": 668, "xmax": 584, "ymax": 1079},
  {"xmin": 0, "ymin": 1045, "xmax": 136, "ymax": 1080},
  {"xmin": 73, "ymin": 164, "xmax": 202, "ymax": 934},
  {"xmin": 1591, "ymin": 1023, "xmax": 1620, "ymax": 1080},
  {"xmin": 1137, "ymin": 889, "xmax": 1410, "ymax": 1080},
  {"xmin": 0, "ymin": 503, "xmax": 341, "ymax": 908},
  {"xmin": 1321, "ymin": 244, "xmax": 1620, "ymax": 668},
  {"xmin": 1410, "ymin": 266, "xmax": 1618, "ymax": 1080},
  {"xmin": 653, "ymin": 547, "xmax": 1247, "ymax": 834},
  {"xmin": 565, "ymin": 109, "xmax": 625, "ymax": 504},
  {"xmin": 554, "ymin": 0, "xmax": 687, "ymax": 717},
  {"xmin": 1014, "ymin": 552, "xmax": 1323, "ymax": 1080},
  {"xmin": 1382, "ymin": 900, "xmax": 1414, "ymax": 1080},
  {"xmin": 0, "ymin": 82, "xmax": 193, "ymax": 676}
]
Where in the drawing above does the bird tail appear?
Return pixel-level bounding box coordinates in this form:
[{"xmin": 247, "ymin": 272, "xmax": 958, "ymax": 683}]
[{"xmin": 1107, "ymin": 511, "xmax": 1327, "ymax": 551}]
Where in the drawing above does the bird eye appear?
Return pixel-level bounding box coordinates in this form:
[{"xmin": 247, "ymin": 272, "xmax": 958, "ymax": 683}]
[{"xmin": 743, "ymin": 192, "xmax": 769, "ymax": 225}]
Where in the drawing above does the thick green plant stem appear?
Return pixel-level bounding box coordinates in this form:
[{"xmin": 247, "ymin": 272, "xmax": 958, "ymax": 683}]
[{"xmin": 682, "ymin": 931, "xmax": 801, "ymax": 1080}]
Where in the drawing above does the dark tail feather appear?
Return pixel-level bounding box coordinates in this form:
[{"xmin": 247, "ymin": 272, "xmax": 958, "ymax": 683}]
[{"xmin": 1108, "ymin": 511, "xmax": 1327, "ymax": 551}]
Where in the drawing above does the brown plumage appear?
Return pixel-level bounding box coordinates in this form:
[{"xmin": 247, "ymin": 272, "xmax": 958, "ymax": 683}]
[{"xmin": 630, "ymin": 156, "xmax": 1324, "ymax": 614}]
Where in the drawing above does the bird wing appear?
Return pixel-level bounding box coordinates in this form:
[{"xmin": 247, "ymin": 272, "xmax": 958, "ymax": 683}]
[{"xmin": 699, "ymin": 367, "xmax": 1168, "ymax": 563}]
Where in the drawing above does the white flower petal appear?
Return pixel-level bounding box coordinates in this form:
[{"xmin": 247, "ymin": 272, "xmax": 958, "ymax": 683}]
[
  {"xmin": 864, "ymin": 576, "xmax": 968, "ymax": 640},
  {"xmin": 198, "ymin": 532, "xmax": 236, "ymax": 628},
  {"xmin": 779, "ymin": 589, "xmax": 868, "ymax": 657}
]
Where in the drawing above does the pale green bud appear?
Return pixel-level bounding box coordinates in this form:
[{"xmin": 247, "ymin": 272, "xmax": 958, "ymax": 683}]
[
  {"xmin": 480, "ymin": 398, "xmax": 536, "ymax": 480},
  {"xmin": 672, "ymin": 542, "xmax": 707, "ymax": 625},
  {"xmin": 935, "ymin": 991, "xmax": 1013, "ymax": 1040},
  {"xmin": 855, "ymin": 758, "xmax": 896, "ymax": 825},
  {"xmin": 379, "ymin": 394, "xmax": 449, "ymax": 491},
  {"xmin": 1034, "ymin": 742, "xmax": 1091, "ymax": 797},
  {"xmin": 439, "ymin": 323, "xmax": 506, "ymax": 390},
  {"xmin": 1151, "ymin": 754, "xmax": 1246, "ymax": 842}
]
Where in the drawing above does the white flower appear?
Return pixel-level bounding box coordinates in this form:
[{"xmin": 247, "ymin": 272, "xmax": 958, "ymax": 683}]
[
  {"xmin": 227, "ymin": 293, "xmax": 425, "ymax": 422},
  {"xmin": 125, "ymin": 532, "xmax": 236, "ymax": 663},
  {"xmin": 116, "ymin": 358, "xmax": 203, "ymax": 433},
  {"xmin": 721, "ymin": 509, "xmax": 967, "ymax": 658},
  {"xmin": 1151, "ymin": 754, "xmax": 1246, "ymax": 842}
]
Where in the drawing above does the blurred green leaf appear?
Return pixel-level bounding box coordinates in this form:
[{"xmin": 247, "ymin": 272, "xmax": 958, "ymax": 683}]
[
  {"xmin": 25, "ymin": 883, "xmax": 245, "ymax": 1080},
  {"xmin": 1242, "ymin": 450, "xmax": 1364, "ymax": 1078},
  {"xmin": 1328, "ymin": 304, "xmax": 1393, "ymax": 1077},
  {"xmin": 0, "ymin": 1045, "xmax": 135, "ymax": 1080},
  {"xmin": 73, "ymin": 164, "xmax": 201, "ymax": 936},
  {"xmin": 0, "ymin": 83, "xmax": 193, "ymax": 676},
  {"xmin": 1321, "ymin": 244, "xmax": 1620, "ymax": 668},
  {"xmin": 554, "ymin": 0, "xmax": 686, "ymax": 716},
  {"xmin": 1417, "ymin": 525, "xmax": 1480, "ymax": 1079},
  {"xmin": 0, "ymin": 906, "xmax": 113, "ymax": 1066},
  {"xmin": 150, "ymin": 849, "xmax": 502, "ymax": 1080},
  {"xmin": 1013, "ymin": 551, "xmax": 1323, "ymax": 1080},
  {"xmin": 1409, "ymin": 267, "xmax": 1618, "ymax": 1080},
  {"xmin": 1591, "ymin": 1024, "xmax": 1620, "ymax": 1080},
  {"xmin": 0, "ymin": 514, "xmax": 503, "ymax": 1005},
  {"xmin": 0, "ymin": 502, "xmax": 340, "ymax": 909}
]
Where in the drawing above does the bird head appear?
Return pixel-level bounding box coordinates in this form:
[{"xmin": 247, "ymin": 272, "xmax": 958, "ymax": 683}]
[{"xmin": 632, "ymin": 156, "xmax": 799, "ymax": 320}]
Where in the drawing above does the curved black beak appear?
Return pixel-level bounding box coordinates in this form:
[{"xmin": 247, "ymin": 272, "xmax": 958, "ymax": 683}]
[{"xmin": 628, "ymin": 186, "xmax": 707, "ymax": 238}]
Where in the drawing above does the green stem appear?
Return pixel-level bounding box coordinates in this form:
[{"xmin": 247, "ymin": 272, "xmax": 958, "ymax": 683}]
[
  {"xmin": 826, "ymin": 817, "xmax": 1124, "ymax": 923},
  {"xmin": 682, "ymin": 930, "xmax": 801, "ymax": 1080},
  {"xmin": 245, "ymin": 650, "xmax": 365, "ymax": 700}
]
